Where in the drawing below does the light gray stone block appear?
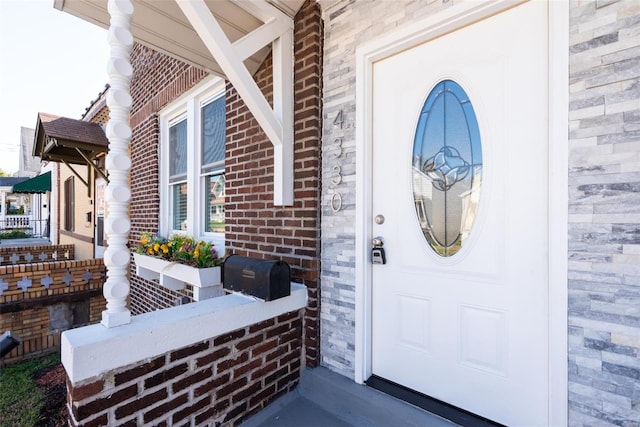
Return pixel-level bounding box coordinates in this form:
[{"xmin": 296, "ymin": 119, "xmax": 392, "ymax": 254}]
[{"xmin": 317, "ymin": 1, "xmax": 640, "ymax": 426}]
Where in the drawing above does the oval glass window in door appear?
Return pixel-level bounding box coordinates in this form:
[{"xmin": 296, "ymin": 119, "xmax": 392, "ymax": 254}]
[{"xmin": 412, "ymin": 80, "xmax": 482, "ymax": 257}]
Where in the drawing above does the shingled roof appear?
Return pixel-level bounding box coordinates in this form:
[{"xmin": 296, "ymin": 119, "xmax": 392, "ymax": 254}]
[
  {"xmin": 0, "ymin": 177, "xmax": 28, "ymax": 188},
  {"xmin": 32, "ymin": 112, "xmax": 108, "ymax": 165}
]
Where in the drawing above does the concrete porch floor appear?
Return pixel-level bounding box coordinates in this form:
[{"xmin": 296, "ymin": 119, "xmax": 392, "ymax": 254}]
[{"xmin": 242, "ymin": 366, "xmax": 459, "ymax": 427}]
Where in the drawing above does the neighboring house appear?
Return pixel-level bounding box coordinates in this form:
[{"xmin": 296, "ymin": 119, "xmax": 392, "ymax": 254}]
[
  {"xmin": 9, "ymin": 171, "xmax": 51, "ymax": 239},
  {"xmin": 32, "ymin": 86, "xmax": 110, "ymax": 259},
  {"xmin": 55, "ymin": 1, "xmax": 639, "ymax": 426},
  {"xmin": 17, "ymin": 127, "xmax": 40, "ymax": 178},
  {"xmin": 0, "ymin": 127, "xmax": 49, "ymax": 238},
  {"xmin": 0, "ymin": 176, "xmax": 29, "ymax": 232},
  {"xmin": 0, "ymin": 112, "xmax": 108, "ymax": 366},
  {"xmin": 8, "ymin": 126, "xmax": 52, "ymax": 239}
]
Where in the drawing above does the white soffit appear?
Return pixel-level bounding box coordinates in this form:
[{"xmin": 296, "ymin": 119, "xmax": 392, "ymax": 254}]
[{"xmin": 53, "ymin": 0, "xmax": 305, "ymax": 77}]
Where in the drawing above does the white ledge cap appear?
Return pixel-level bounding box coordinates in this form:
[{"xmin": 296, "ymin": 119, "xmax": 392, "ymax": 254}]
[{"xmin": 63, "ymin": 283, "xmax": 307, "ymax": 384}]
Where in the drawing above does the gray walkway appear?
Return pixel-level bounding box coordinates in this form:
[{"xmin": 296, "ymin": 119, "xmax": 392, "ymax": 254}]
[
  {"xmin": 242, "ymin": 367, "xmax": 458, "ymax": 427},
  {"xmin": 0, "ymin": 238, "xmax": 51, "ymax": 247}
]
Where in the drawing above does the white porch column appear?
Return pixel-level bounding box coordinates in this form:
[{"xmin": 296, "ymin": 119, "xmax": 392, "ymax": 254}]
[
  {"xmin": 0, "ymin": 191, "xmax": 5, "ymax": 222},
  {"xmin": 102, "ymin": 0, "xmax": 134, "ymax": 327}
]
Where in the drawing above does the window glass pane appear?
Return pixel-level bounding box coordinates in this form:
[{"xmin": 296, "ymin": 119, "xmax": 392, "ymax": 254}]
[
  {"xmin": 412, "ymin": 79, "xmax": 482, "ymax": 257},
  {"xmin": 202, "ymin": 97, "xmax": 226, "ymax": 169},
  {"xmin": 204, "ymin": 174, "xmax": 225, "ymax": 233},
  {"xmin": 169, "ymin": 119, "xmax": 187, "ymax": 180},
  {"xmin": 172, "ymin": 182, "xmax": 188, "ymax": 230},
  {"xmin": 64, "ymin": 177, "xmax": 74, "ymax": 232}
]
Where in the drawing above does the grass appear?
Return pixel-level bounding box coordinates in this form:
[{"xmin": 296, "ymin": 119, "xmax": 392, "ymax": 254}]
[
  {"xmin": 0, "ymin": 354, "xmax": 60, "ymax": 427},
  {"xmin": 0, "ymin": 229, "xmax": 32, "ymax": 239}
]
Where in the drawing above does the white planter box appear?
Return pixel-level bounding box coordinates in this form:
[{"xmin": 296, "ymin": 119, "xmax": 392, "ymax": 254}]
[{"xmin": 133, "ymin": 253, "xmax": 223, "ymax": 300}]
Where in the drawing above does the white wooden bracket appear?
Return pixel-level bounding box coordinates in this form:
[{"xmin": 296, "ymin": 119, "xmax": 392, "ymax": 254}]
[
  {"xmin": 177, "ymin": 0, "xmax": 294, "ymax": 206},
  {"xmin": 62, "ymin": 160, "xmax": 90, "ymax": 189}
]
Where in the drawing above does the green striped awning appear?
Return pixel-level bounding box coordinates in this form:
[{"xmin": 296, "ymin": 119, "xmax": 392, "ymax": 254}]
[{"xmin": 11, "ymin": 172, "xmax": 51, "ymax": 194}]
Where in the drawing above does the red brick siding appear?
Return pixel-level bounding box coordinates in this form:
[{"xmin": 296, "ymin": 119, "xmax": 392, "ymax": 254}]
[
  {"xmin": 128, "ymin": 43, "xmax": 208, "ymax": 314},
  {"xmin": 225, "ymin": 0, "xmax": 322, "ymax": 368},
  {"xmin": 129, "ymin": 45, "xmax": 208, "ymax": 130},
  {"xmin": 0, "ymin": 259, "xmax": 105, "ymax": 364},
  {"xmin": 127, "ymin": 1, "xmax": 322, "ymax": 367},
  {"xmin": 0, "ymin": 259, "xmax": 105, "ymax": 305},
  {"xmin": 0, "ymin": 309, "xmax": 62, "ymax": 363},
  {"xmin": 0, "ymin": 244, "xmax": 75, "ymax": 265},
  {"xmin": 89, "ymin": 295, "xmax": 104, "ymax": 325},
  {"xmin": 67, "ymin": 310, "xmax": 303, "ymax": 426},
  {"xmin": 297, "ymin": 0, "xmax": 322, "ymax": 368}
]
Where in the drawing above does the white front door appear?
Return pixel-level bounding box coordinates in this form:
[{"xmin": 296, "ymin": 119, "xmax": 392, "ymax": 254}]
[{"xmin": 370, "ymin": 3, "xmax": 549, "ymax": 425}]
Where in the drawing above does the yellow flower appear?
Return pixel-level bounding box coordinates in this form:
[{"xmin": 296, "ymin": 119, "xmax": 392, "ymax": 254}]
[
  {"xmin": 161, "ymin": 244, "xmax": 169, "ymax": 254},
  {"xmin": 194, "ymin": 249, "xmax": 200, "ymax": 258},
  {"xmin": 153, "ymin": 243, "xmax": 160, "ymax": 252},
  {"xmin": 146, "ymin": 247, "xmax": 154, "ymax": 255},
  {"xmin": 141, "ymin": 236, "xmax": 149, "ymax": 245}
]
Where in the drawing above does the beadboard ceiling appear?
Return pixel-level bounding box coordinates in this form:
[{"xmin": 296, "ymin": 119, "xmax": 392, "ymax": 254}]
[{"xmin": 53, "ymin": 0, "xmax": 305, "ymax": 77}]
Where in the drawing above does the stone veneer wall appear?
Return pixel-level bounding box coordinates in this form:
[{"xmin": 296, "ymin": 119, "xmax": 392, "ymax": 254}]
[
  {"xmin": 0, "ymin": 244, "xmax": 74, "ymax": 265},
  {"xmin": 568, "ymin": 1, "xmax": 640, "ymax": 425},
  {"xmin": 66, "ymin": 310, "xmax": 303, "ymax": 426},
  {"xmin": 318, "ymin": 0, "xmax": 453, "ymax": 379},
  {"xmin": 319, "ymin": 0, "xmax": 640, "ymax": 425},
  {"xmin": 0, "ymin": 258, "xmax": 105, "ymax": 364}
]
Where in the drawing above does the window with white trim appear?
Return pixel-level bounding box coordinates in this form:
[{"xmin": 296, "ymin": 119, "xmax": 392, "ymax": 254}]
[
  {"xmin": 160, "ymin": 77, "xmax": 226, "ymax": 250},
  {"xmin": 64, "ymin": 177, "xmax": 74, "ymax": 232}
]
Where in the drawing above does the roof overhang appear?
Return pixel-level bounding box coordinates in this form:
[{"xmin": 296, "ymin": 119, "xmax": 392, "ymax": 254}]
[
  {"xmin": 54, "ymin": 0, "xmax": 301, "ymax": 205},
  {"xmin": 33, "ymin": 113, "xmax": 109, "ymax": 166},
  {"xmin": 53, "ymin": 0, "xmax": 304, "ymax": 77},
  {"xmin": 11, "ymin": 172, "xmax": 52, "ymax": 194}
]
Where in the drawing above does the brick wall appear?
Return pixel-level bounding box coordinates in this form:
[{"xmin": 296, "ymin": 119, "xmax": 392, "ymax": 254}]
[
  {"xmin": 225, "ymin": 0, "xmax": 322, "ymax": 368},
  {"xmin": 0, "ymin": 258, "xmax": 105, "ymax": 364},
  {"xmin": 128, "ymin": 1, "xmax": 323, "ymax": 367},
  {"xmin": 0, "ymin": 244, "xmax": 74, "ymax": 265},
  {"xmin": 568, "ymin": 2, "xmax": 640, "ymax": 425},
  {"xmin": 128, "ymin": 42, "xmax": 209, "ymax": 314},
  {"xmin": 67, "ymin": 309, "xmax": 303, "ymax": 426}
]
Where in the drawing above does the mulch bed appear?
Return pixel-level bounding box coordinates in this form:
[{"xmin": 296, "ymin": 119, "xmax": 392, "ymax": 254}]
[{"xmin": 32, "ymin": 363, "xmax": 68, "ymax": 427}]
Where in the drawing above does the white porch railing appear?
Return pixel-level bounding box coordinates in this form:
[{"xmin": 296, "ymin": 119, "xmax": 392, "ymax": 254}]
[
  {"xmin": 0, "ymin": 215, "xmax": 31, "ymax": 230},
  {"xmin": 0, "ymin": 215, "xmax": 49, "ymax": 238}
]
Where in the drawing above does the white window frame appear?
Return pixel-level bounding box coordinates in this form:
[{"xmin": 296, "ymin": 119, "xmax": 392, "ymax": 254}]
[{"xmin": 159, "ymin": 76, "xmax": 226, "ymax": 252}]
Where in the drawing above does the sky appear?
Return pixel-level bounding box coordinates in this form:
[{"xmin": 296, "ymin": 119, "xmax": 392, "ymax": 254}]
[{"xmin": 0, "ymin": 0, "xmax": 109, "ymax": 175}]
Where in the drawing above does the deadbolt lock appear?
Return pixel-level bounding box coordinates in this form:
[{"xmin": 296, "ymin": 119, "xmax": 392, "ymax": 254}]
[{"xmin": 371, "ymin": 236, "xmax": 386, "ymax": 265}]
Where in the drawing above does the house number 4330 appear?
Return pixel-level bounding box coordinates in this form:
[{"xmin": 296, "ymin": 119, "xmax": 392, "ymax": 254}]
[{"xmin": 330, "ymin": 110, "xmax": 344, "ymax": 212}]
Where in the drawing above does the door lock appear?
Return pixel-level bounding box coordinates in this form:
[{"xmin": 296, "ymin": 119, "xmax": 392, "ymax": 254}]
[{"xmin": 371, "ymin": 236, "xmax": 386, "ymax": 265}]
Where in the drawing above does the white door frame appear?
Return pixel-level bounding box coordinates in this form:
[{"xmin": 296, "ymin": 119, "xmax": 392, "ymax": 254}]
[{"xmin": 354, "ymin": 1, "xmax": 568, "ymax": 425}]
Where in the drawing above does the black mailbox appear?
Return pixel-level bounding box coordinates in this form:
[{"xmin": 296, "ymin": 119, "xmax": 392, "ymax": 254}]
[{"xmin": 223, "ymin": 255, "xmax": 290, "ymax": 301}]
